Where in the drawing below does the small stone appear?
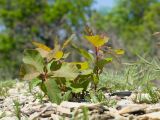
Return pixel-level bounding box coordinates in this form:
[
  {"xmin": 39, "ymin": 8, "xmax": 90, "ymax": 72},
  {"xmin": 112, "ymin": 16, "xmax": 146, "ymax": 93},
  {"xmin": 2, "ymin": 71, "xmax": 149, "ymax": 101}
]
[
  {"xmin": 41, "ymin": 110, "xmax": 55, "ymax": 117},
  {"xmin": 8, "ymin": 88, "xmax": 18, "ymax": 95},
  {"xmin": 0, "ymin": 111, "xmax": 6, "ymax": 118},
  {"xmin": 145, "ymin": 105, "xmax": 160, "ymax": 113},
  {"xmin": 0, "ymin": 116, "xmax": 17, "ymax": 120},
  {"xmin": 51, "ymin": 114, "xmax": 60, "ymax": 120},
  {"xmin": 118, "ymin": 104, "xmax": 147, "ymax": 114},
  {"xmin": 16, "ymin": 82, "xmax": 24, "ymax": 90},
  {"xmin": 29, "ymin": 112, "xmax": 40, "ymax": 120},
  {"xmin": 138, "ymin": 111, "xmax": 160, "ymax": 119},
  {"xmin": 56, "ymin": 106, "xmax": 72, "ymax": 117},
  {"xmin": 116, "ymin": 99, "xmax": 133, "ymax": 110},
  {"xmin": 5, "ymin": 111, "xmax": 13, "ymax": 116},
  {"xmin": 108, "ymin": 108, "xmax": 125, "ymax": 119},
  {"xmin": 40, "ymin": 118, "xmax": 49, "ymax": 120},
  {"xmin": 0, "ymin": 97, "xmax": 4, "ymax": 101},
  {"xmin": 29, "ymin": 105, "xmax": 51, "ymax": 120},
  {"xmin": 60, "ymin": 101, "xmax": 87, "ymax": 109},
  {"xmin": 60, "ymin": 101, "xmax": 96, "ymax": 112}
]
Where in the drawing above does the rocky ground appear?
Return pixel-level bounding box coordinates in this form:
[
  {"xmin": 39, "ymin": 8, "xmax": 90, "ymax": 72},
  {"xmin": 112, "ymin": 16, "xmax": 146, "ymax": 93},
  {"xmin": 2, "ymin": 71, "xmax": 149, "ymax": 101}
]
[{"xmin": 1, "ymin": 82, "xmax": 160, "ymax": 120}]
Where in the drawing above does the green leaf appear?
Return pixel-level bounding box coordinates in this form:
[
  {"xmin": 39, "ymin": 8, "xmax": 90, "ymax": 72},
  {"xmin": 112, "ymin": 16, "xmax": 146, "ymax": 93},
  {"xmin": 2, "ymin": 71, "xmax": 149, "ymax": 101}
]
[
  {"xmin": 54, "ymin": 51, "xmax": 64, "ymax": 60},
  {"xmin": 29, "ymin": 78, "xmax": 42, "ymax": 89},
  {"xmin": 50, "ymin": 61, "xmax": 62, "ymax": 71},
  {"xmin": 66, "ymin": 76, "xmax": 90, "ymax": 93},
  {"xmin": 35, "ymin": 48, "xmax": 49, "ymax": 58},
  {"xmin": 61, "ymin": 91, "xmax": 72, "ymax": 101},
  {"xmin": 23, "ymin": 49, "xmax": 44, "ymax": 72},
  {"xmin": 92, "ymin": 74, "xmax": 99, "ymax": 85},
  {"xmin": 40, "ymin": 82, "xmax": 47, "ymax": 94},
  {"xmin": 80, "ymin": 69, "xmax": 93, "ymax": 75},
  {"xmin": 66, "ymin": 81, "xmax": 83, "ymax": 93},
  {"xmin": 89, "ymin": 91, "xmax": 99, "ymax": 103},
  {"xmin": 72, "ymin": 62, "xmax": 89, "ymax": 70},
  {"xmin": 32, "ymin": 41, "xmax": 51, "ymax": 52},
  {"xmin": 28, "ymin": 78, "xmax": 42, "ymax": 92},
  {"xmin": 50, "ymin": 63, "xmax": 79, "ymax": 80},
  {"xmin": 97, "ymin": 57, "xmax": 113, "ymax": 70},
  {"xmin": 114, "ymin": 49, "xmax": 125, "ymax": 55},
  {"xmin": 45, "ymin": 78, "xmax": 61, "ymax": 104},
  {"xmin": 20, "ymin": 64, "xmax": 40, "ymax": 80},
  {"xmin": 62, "ymin": 52, "xmax": 70, "ymax": 59},
  {"xmin": 46, "ymin": 45, "xmax": 61, "ymax": 62},
  {"xmin": 70, "ymin": 87, "xmax": 83, "ymax": 93},
  {"xmin": 71, "ymin": 44, "xmax": 94, "ymax": 62},
  {"xmin": 82, "ymin": 106, "xmax": 89, "ymax": 120},
  {"xmin": 77, "ymin": 77, "xmax": 90, "ymax": 91},
  {"xmin": 85, "ymin": 35, "xmax": 109, "ymax": 47},
  {"xmin": 62, "ymin": 34, "xmax": 75, "ymax": 50}
]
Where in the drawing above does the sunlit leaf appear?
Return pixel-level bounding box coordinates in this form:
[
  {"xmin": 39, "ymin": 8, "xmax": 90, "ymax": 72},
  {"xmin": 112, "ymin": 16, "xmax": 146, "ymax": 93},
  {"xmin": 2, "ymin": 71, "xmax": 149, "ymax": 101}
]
[
  {"xmin": 32, "ymin": 41, "xmax": 51, "ymax": 52},
  {"xmin": 85, "ymin": 35, "xmax": 109, "ymax": 47},
  {"xmin": 54, "ymin": 51, "xmax": 64, "ymax": 60},
  {"xmin": 50, "ymin": 63, "xmax": 79, "ymax": 80},
  {"xmin": 36, "ymin": 48, "xmax": 49, "ymax": 58},
  {"xmin": 47, "ymin": 51, "xmax": 64, "ymax": 62},
  {"xmin": 72, "ymin": 62, "xmax": 89, "ymax": 70},
  {"xmin": 80, "ymin": 69, "xmax": 93, "ymax": 75},
  {"xmin": 114, "ymin": 49, "xmax": 125, "ymax": 55},
  {"xmin": 23, "ymin": 49, "xmax": 44, "ymax": 72},
  {"xmin": 46, "ymin": 45, "xmax": 61, "ymax": 62},
  {"xmin": 62, "ymin": 52, "xmax": 70, "ymax": 59},
  {"xmin": 20, "ymin": 64, "xmax": 40, "ymax": 80},
  {"xmin": 54, "ymin": 36, "xmax": 59, "ymax": 49}
]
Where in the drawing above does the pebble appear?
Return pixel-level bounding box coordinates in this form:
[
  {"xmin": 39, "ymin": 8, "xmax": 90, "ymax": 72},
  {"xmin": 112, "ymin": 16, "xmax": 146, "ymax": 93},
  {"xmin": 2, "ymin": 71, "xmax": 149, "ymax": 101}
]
[
  {"xmin": 138, "ymin": 111, "xmax": 160, "ymax": 119},
  {"xmin": 118, "ymin": 104, "xmax": 147, "ymax": 114}
]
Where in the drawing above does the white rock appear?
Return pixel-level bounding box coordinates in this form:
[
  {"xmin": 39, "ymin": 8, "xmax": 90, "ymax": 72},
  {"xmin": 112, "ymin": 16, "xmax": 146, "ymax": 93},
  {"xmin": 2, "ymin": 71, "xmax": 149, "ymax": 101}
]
[
  {"xmin": 16, "ymin": 82, "xmax": 24, "ymax": 90},
  {"xmin": 51, "ymin": 114, "xmax": 60, "ymax": 120},
  {"xmin": 0, "ymin": 110, "xmax": 5, "ymax": 117},
  {"xmin": 116, "ymin": 99, "xmax": 133, "ymax": 108},
  {"xmin": 118, "ymin": 104, "xmax": 147, "ymax": 114},
  {"xmin": 60, "ymin": 101, "xmax": 95, "ymax": 110},
  {"xmin": 29, "ymin": 112, "xmax": 40, "ymax": 120},
  {"xmin": 138, "ymin": 111, "xmax": 160, "ymax": 119},
  {"xmin": 145, "ymin": 105, "xmax": 160, "ymax": 113},
  {"xmin": 8, "ymin": 88, "xmax": 18, "ymax": 95},
  {"xmin": 1, "ymin": 116, "xmax": 17, "ymax": 120},
  {"xmin": 5, "ymin": 111, "xmax": 13, "ymax": 116}
]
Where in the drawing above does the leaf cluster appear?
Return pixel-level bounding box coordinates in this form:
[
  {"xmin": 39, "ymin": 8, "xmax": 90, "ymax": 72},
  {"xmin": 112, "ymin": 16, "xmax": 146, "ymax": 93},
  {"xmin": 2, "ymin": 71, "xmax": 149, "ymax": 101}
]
[{"xmin": 20, "ymin": 29, "xmax": 124, "ymax": 104}]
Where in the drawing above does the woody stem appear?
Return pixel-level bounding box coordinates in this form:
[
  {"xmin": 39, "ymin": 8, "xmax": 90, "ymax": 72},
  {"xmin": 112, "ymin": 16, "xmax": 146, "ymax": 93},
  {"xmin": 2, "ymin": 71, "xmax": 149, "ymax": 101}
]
[{"xmin": 95, "ymin": 47, "xmax": 99, "ymax": 90}]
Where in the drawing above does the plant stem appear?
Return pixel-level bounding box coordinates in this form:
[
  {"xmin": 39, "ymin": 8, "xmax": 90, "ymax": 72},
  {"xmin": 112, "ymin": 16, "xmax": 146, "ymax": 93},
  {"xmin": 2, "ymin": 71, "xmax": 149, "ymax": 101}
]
[{"xmin": 94, "ymin": 47, "xmax": 99, "ymax": 91}]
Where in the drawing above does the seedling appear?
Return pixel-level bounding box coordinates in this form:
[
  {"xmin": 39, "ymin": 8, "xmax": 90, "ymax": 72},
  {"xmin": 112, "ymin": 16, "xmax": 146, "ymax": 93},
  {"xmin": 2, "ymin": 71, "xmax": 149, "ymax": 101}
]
[
  {"xmin": 20, "ymin": 28, "xmax": 124, "ymax": 104},
  {"xmin": 13, "ymin": 99, "xmax": 21, "ymax": 120}
]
